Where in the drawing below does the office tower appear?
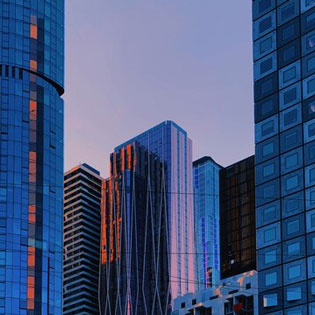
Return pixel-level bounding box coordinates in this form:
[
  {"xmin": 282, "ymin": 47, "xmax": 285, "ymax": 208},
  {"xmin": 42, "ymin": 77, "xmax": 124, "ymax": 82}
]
[
  {"xmin": 0, "ymin": 0, "xmax": 64, "ymax": 313},
  {"xmin": 253, "ymin": 0, "xmax": 315, "ymax": 313},
  {"xmin": 100, "ymin": 121, "xmax": 195, "ymax": 314},
  {"xmin": 63, "ymin": 164, "xmax": 102, "ymax": 314},
  {"xmin": 172, "ymin": 270, "xmax": 258, "ymax": 315},
  {"xmin": 220, "ymin": 156, "xmax": 256, "ymax": 279},
  {"xmin": 100, "ymin": 142, "xmax": 170, "ymax": 314},
  {"xmin": 193, "ymin": 157, "xmax": 221, "ymax": 290}
]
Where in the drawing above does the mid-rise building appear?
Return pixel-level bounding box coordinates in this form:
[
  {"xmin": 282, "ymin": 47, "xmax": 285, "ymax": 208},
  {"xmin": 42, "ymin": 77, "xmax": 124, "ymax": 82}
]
[
  {"xmin": 0, "ymin": 0, "xmax": 65, "ymax": 313},
  {"xmin": 63, "ymin": 164, "xmax": 102, "ymax": 314},
  {"xmin": 172, "ymin": 270, "xmax": 258, "ymax": 315},
  {"xmin": 193, "ymin": 157, "xmax": 221, "ymax": 290},
  {"xmin": 252, "ymin": 0, "xmax": 315, "ymax": 313},
  {"xmin": 220, "ymin": 156, "xmax": 256, "ymax": 279},
  {"xmin": 100, "ymin": 121, "xmax": 195, "ymax": 314}
]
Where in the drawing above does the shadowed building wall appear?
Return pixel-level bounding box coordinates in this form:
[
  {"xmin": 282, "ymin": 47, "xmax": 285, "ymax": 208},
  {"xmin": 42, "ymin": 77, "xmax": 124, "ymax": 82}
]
[{"xmin": 220, "ymin": 156, "xmax": 256, "ymax": 279}]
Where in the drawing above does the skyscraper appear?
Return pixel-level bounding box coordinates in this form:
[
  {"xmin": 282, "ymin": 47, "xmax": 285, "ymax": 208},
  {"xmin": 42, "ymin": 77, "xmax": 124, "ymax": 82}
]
[
  {"xmin": 0, "ymin": 0, "xmax": 64, "ymax": 313},
  {"xmin": 100, "ymin": 142, "xmax": 170, "ymax": 314},
  {"xmin": 220, "ymin": 156, "xmax": 256, "ymax": 280},
  {"xmin": 100, "ymin": 121, "xmax": 195, "ymax": 314},
  {"xmin": 252, "ymin": 0, "xmax": 315, "ymax": 313},
  {"xmin": 63, "ymin": 164, "xmax": 102, "ymax": 314},
  {"xmin": 193, "ymin": 156, "xmax": 221, "ymax": 290}
]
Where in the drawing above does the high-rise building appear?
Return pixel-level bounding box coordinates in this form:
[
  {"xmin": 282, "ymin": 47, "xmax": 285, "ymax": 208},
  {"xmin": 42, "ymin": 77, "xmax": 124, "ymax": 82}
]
[
  {"xmin": 63, "ymin": 164, "xmax": 102, "ymax": 314},
  {"xmin": 193, "ymin": 156, "xmax": 221, "ymax": 290},
  {"xmin": 100, "ymin": 121, "xmax": 195, "ymax": 314},
  {"xmin": 0, "ymin": 1, "xmax": 64, "ymax": 313},
  {"xmin": 100, "ymin": 142, "xmax": 170, "ymax": 314},
  {"xmin": 252, "ymin": 1, "xmax": 315, "ymax": 313},
  {"xmin": 219, "ymin": 156, "xmax": 256, "ymax": 280}
]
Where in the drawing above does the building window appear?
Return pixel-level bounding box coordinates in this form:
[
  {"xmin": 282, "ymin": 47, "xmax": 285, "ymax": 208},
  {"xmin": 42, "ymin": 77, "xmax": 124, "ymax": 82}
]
[
  {"xmin": 265, "ymin": 228, "xmax": 277, "ymax": 242},
  {"xmin": 256, "ymin": 179, "xmax": 280, "ymax": 207},
  {"xmin": 280, "ymin": 125, "xmax": 303, "ymax": 153},
  {"xmin": 279, "ymin": 39, "xmax": 300, "ymax": 69},
  {"xmin": 254, "ymin": 52, "xmax": 277, "ymax": 81},
  {"xmin": 308, "ymin": 256, "xmax": 315, "ymax": 278},
  {"xmin": 304, "ymin": 141, "xmax": 315, "ymax": 165},
  {"xmin": 306, "ymin": 164, "xmax": 315, "ymax": 187},
  {"xmin": 306, "ymin": 187, "xmax": 315, "ymax": 210},
  {"xmin": 257, "ymin": 222, "xmax": 281, "ymax": 249},
  {"xmin": 281, "ymin": 169, "xmax": 304, "ymax": 196},
  {"xmin": 256, "ymin": 115, "xmax": 279, "ymax": 143},
  {"xmin": 255, "ymin": 93, "xmax": 278, "ymax": 123},
  {"xmin": 280, "ymin": 103, "xmax": 302, "ymax": 131},
  {"xmin": 279, "ymin": 82, "xmax": 301, "ymax": 110},
  {"xmin": 254, "ymin": 31, "xmax": 277, "ymax": 61},
  {"xmin": 301, "ymin": 0, "xmax": 315, "ymax": 12},
  {"xmin": 256, "ymin": 136, "xmax": 279, "ymax": 164},
  {"xmin": 286, "ymin": 286, "xmax": 302, "ymax": 301},
  {"xmin": 257, "ymin": 200, "xmax": 280, "ymax": 227},
  {"xmin": 278, "ymin": 17, "xmax": 300, "ymax": 47},
  {"xmin": 304, "ymin": 119, "xmax": 315, "ymax": 142},
  {"xmin": 278, "ymin": 0, "xmax": 299, "ymax": 26},
  {"xmin": 279, "ymin": 61, "xmax": 301, "ymax": 89},
  {"xmin": 282, "ymin": 191, "xmax": 304, "ymax": 218},
  {"xmin": 284, "ymin": 259, "xmax": 306, "ymax": 285},
  {"xmin": 288, "ymin": 265, "xmax": 301, "ymax": 280},
  {"xmin": 281, "ymin": 147, "xmax": 302, "ymax": 175},
  {"xmin": 253, "ymin": 0, "xmax": 275, "ymax": 21},
  {"xmin": 253, "ymin": 11, "xmax": 276, "ymax": 40},
  {"xmin": 301, "ymin": 7, "xmax": 315, "ymax": 34},
  {"xmin": 263, "ymin": 293, "xmax": 278, "ymax": 307},
  {"xmin": 303, "ymin": 74, "xmax": 315, "ymax": 99},
  {"xmin": 265, "ymin": 271, "xmax": 278, "ymax": 286}
]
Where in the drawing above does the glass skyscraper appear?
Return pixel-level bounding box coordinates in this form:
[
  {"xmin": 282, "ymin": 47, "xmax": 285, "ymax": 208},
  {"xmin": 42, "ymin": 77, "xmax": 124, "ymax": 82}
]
[
  {"xmin": 0, "ymin": 0, "xmax": 64, "ymax": 313},
  {"xmin": 252, "ymin": 0, "xmax": 315, "ymax": 313},
  {"xmin": 100, "ymin": 121, "xmax": 195, "ymax": 313},
  {"xmin": 193, "ymin": 156, "xmax": 221, "ymax": 290}
]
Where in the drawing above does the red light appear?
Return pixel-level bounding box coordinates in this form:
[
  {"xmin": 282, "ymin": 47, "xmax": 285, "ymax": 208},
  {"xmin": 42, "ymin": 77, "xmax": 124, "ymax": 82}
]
[{"xmin": 233, "ymin": 303, "xmax": 243, "ymax": 312}]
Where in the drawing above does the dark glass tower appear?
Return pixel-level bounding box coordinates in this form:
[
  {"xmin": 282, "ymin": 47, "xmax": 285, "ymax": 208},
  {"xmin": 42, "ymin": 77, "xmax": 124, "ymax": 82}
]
[
  {"xmin": 219, "ymin": 156, "xmax": 256, "ymax": 279},
  {"xmin": 100, "ymin": 121, "xmax": 195, "ymax": 314},
  {"xmin": 0, "ymin": 0, "xmax": 64, "ymax": 313},
  {"xmin": 100, "ymin": 142, "xmax": 170, "ymax": 315},
  {"xmin": 252, "ymin": 0, "xmax": 315, "ymax": 313},
  {"xmin": 63, "ymin": 164, "xmax": 102, "ymax": 314}
]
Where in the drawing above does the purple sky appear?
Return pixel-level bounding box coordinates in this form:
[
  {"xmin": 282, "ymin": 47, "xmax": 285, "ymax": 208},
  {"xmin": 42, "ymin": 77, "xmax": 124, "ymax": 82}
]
[{"xmin": 64, "ymin": 1, "xmax": 254, "ymax": 177}]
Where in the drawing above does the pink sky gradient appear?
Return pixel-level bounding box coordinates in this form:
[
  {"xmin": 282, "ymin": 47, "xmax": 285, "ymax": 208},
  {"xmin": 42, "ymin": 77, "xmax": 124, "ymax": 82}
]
[{"xmin": 64, "ymin": 1, "xmax": 254, "ymax": 177}]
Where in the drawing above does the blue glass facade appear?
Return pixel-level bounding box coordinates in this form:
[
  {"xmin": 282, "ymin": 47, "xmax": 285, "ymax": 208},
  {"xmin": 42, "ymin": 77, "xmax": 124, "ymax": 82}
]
[
  {"xmin": 0, "ymin": 0, "xmax": 64, "ymax": 314},
  {"xmin": 253, "ymin": 0, "xmax": 315, "ymax": 313},
  {"xmin": 111, "ymin": 121, "xmax": 195, "ymax": 303},
  {"xmin": 193, "ymin": 156, "xmax": 221, "ymax": 290}
]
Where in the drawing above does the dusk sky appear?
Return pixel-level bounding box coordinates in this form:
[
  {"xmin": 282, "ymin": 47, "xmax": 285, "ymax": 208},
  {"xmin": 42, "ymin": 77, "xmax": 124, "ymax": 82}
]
[{"xmin": 64, "ymin": 1, "xmax": 254, "ymax": 176}]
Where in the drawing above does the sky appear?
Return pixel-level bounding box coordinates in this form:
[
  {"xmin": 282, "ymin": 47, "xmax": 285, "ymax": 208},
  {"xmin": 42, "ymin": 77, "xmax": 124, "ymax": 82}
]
[{"xmin": 64, "ymin": 1, "xmax": 254, "ymax": 177}]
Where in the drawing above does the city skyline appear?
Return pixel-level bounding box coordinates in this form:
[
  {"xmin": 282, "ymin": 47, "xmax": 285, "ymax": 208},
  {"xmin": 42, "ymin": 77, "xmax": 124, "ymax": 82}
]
[{"xmin": 64, "ymin": 0, "xmax": 254, "ymax": 176}]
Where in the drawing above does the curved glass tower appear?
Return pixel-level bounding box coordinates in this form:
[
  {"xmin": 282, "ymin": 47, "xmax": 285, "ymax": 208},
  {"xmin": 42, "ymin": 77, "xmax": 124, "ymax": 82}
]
[{"xmin": 0, "ymin": 1, "xmax": 64, "ymax": 314}]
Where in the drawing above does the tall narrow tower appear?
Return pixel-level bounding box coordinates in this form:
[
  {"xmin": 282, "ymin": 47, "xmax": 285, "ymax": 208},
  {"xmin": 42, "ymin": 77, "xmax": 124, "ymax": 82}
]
[
  {"xmin": 0, "ymin": 0, "xmax": 64, "ymax": 313},
  {"xmin": 100, "ymin": 121, "xmax": 195, "ymax": 314},
  {"xmin": 63, "ymin": 164, "xmax": 102, "ymax": 314}
]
